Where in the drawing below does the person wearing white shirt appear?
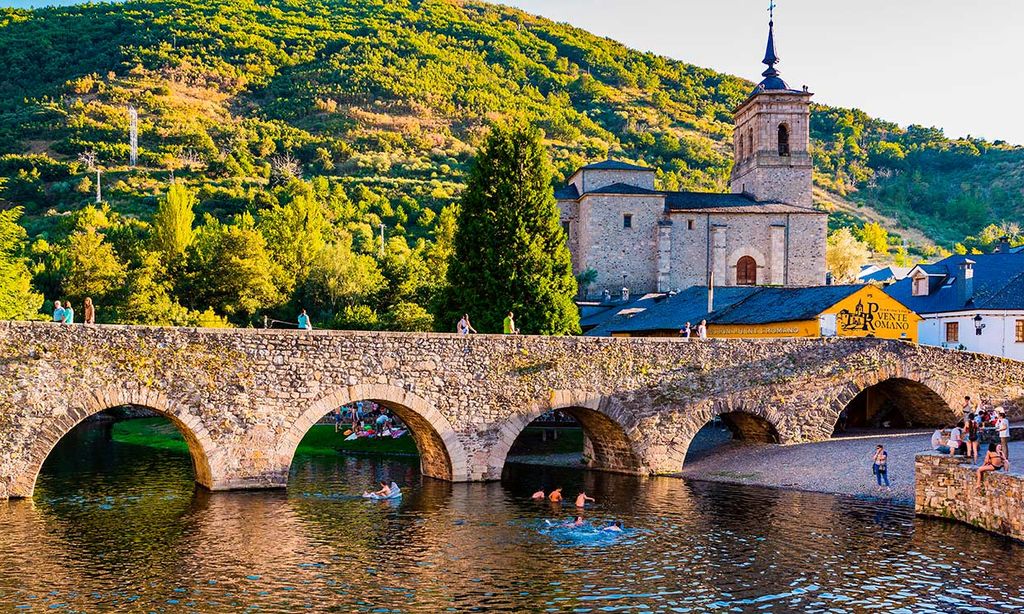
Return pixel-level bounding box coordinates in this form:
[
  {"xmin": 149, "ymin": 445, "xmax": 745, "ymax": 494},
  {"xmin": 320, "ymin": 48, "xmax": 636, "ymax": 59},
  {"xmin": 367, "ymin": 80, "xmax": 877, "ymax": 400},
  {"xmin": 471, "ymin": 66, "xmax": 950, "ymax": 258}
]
[
  {"xmin": 947, "ymin": 425, "xmax": 963, "ymax": 458},
  {"xmin": 995, "ymin": 407, "xmax": 1011, "ymax": 460},
  {"xmin": 931, "ymin": 429, "xmax": 951, "ymax": 455}
]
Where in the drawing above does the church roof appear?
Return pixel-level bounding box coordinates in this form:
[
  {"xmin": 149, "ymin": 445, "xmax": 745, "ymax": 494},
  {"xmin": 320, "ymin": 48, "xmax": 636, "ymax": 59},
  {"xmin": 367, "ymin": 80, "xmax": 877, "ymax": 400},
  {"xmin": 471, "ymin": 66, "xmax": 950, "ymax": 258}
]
[
  {"xmin": 555, "ymin": 182, "xmax": 822, "ymax": 213},
  {"xmin": 577, "ymin": 159, "xmax": 653, "ymax": 172}
]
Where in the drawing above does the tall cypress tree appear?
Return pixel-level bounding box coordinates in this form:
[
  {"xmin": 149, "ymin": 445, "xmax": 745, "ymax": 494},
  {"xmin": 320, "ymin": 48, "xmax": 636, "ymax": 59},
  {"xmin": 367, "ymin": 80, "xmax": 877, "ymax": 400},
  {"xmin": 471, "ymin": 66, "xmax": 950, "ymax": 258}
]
[{"xmin": 441, "ymin": 123, "xmax": 579, "ymax": 335}]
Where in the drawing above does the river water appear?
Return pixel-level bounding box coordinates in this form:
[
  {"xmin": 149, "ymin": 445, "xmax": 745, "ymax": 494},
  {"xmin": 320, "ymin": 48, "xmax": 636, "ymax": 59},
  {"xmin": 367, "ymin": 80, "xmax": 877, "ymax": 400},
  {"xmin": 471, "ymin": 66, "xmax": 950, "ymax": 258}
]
[{"xmin": 1, "ymin": 422, "xmax": 1023, "ymax": 612}]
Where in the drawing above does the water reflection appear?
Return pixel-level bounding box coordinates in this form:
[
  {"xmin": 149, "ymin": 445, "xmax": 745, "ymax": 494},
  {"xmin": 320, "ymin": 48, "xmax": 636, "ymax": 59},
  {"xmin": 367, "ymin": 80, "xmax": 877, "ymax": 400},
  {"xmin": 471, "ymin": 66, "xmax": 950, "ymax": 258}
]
[{"xmin": 1, "ymin": 423, "xmax": 1023, "ymax": 612}]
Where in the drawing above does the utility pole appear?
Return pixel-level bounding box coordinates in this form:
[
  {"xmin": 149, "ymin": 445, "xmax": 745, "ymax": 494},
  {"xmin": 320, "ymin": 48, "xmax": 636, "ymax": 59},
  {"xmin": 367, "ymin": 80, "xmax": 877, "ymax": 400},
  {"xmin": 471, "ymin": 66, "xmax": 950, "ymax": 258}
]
[
  {"xmin": 95, "ymin": 169, "xmax": 101, "ymax": 203},
  {"xmin": 128, "ymin": 105, "xmax": 138, "ymax": 167}
]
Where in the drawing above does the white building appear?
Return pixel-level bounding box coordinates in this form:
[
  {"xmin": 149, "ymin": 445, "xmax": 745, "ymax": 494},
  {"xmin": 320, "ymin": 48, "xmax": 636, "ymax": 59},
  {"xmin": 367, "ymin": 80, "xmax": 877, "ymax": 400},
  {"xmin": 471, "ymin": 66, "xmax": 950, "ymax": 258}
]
[{"xmin": 885, "ymin": 254, "xmax": 1024, "ymax": 360}]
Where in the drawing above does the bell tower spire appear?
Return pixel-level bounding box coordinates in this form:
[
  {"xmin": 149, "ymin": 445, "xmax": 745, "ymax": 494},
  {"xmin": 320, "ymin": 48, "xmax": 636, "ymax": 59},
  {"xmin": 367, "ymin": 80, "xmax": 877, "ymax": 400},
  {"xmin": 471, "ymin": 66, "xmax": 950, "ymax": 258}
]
[{"xmin": 729, "ymin": 2, "xmax": 814, "ymax": 207}]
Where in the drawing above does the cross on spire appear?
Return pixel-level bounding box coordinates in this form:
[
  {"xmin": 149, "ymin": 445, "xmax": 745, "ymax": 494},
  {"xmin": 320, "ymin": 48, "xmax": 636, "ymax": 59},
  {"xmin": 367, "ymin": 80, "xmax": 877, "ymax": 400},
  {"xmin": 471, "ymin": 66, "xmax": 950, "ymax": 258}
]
[{"xmin": 768, "ymin": 0, "xmax": 776, "ymax": 22}]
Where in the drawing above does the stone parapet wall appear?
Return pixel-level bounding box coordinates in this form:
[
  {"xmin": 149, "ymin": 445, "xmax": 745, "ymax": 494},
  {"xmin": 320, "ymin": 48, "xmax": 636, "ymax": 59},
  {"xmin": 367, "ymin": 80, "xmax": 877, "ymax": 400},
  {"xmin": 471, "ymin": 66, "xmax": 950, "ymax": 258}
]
[
  {"xmin": 2, "ymin": 320, "xmax": 1024, "ymax": 498},
  {"xmin": 915, "ymin": 453, "xmax": 1024, "ymax": 541}
]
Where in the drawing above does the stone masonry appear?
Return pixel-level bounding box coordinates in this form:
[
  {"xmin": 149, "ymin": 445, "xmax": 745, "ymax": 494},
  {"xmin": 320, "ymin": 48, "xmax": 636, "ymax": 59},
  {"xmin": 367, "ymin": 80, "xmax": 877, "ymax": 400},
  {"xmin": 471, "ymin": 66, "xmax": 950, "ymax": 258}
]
[
  {"xmin": 2, "ymin": 321, "xmax": 1023, "ymax": 499},
  {"xmin": 916, "ymin": 453, "xmax": 1024, "ymax": 542}
]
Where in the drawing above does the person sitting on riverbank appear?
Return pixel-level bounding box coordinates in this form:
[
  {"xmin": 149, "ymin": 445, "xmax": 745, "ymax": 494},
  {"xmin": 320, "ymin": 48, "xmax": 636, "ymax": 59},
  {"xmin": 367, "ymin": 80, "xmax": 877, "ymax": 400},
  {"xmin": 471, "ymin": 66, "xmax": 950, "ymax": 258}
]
[
  {"xmin": 977, "ymin": 443, "xmax": 1009, "ymax": 487},
  {"xmin": 931, "ymin": 428, "xmax": 951, "ymax": 455},
  {"xmin": 548, "ymin": 487, "xmax": 563, "ymax": 502},
  {"xmin": 947, "ymin": 424, "xmax": 963, "ymax": 457},
  {"xmin": 575, "ymin": 492, "xmax": 595, "ymax": 508},
  {"xmin": 530, "ymin": 489, "xmax": 545, "ymax": 500},
  {"xmin": 364, "ymin": 481, "xmax": 392, "ymax": 498}
]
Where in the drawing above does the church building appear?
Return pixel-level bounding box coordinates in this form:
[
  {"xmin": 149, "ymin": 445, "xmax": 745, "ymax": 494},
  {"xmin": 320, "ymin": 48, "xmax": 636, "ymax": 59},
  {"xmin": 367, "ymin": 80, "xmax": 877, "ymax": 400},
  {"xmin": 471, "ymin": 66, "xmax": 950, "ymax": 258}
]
[{"xmin": 557, "ymin": 15, "xmax": 827, "ymax": 296}]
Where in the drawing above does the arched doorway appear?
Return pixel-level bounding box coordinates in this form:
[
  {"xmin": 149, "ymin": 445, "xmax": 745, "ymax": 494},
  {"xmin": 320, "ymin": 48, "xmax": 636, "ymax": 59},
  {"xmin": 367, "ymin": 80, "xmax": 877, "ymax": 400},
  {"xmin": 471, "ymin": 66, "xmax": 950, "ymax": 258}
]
[
  {"xmin": 832, "ymin": 377, "xmax": 954, "ymax": 436},
  {"xmin": 280, "ymin": 385, "xmax": 469, "ymax": 483},
  {"xmin": 736, "ymin": 256, "xmax": 758, "ymax": 286}
]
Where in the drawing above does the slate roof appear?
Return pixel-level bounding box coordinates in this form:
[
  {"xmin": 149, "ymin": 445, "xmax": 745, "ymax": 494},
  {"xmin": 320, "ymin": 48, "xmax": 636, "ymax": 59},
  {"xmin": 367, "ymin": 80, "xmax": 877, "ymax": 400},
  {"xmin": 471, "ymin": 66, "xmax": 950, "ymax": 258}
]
[
  {"xmin": 556, "ymin": 182, "xmax": 822, "ymax": 214},
  {"xmin": 553, "ymin": 183, "xmax": 579, "ymax": 200},
  {"xmin": 589, "ymin": 286, "xmax": 758, "ymax": 335},
  {"xmin": 885, "ymin": 254, "xmax": 1024, "ymax": 314},
  {"xmin": 577, "ymin": 160, "xmax": 653, "ymax": 172},
  {"xmin": 708, "ymin": 285, "xmax": 863, "ymax": 325},
  {"xmin": 857, "ymin": 266, "xmax": 912, "ymax": 284},
  {"xmin": 588, "ymin": 285, "xmax": 882, "ymax": 336},
  {"xmin": 582, "ymin": 294, "xmax": 668, "ymax": 336}
]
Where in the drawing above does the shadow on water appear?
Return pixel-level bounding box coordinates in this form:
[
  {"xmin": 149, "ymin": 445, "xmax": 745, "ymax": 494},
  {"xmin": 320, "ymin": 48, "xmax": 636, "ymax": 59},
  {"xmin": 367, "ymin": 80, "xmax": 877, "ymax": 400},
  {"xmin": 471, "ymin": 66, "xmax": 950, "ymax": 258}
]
[{"xmin": 3, "ymin": 419, "xmax": 1024, "ymax": 612}]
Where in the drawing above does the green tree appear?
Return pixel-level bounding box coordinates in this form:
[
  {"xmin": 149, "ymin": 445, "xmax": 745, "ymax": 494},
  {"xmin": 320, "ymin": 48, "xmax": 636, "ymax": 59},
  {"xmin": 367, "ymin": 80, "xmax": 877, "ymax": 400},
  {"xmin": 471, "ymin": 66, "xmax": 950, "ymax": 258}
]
[
  {"xmin": 826, "ymin": 228, "xmax": 870, "ymax": 283},
  {"xmin": 260, "ymin": 180, "xmax": 326, "ymax": 286},
  {"xmin": 151, "ymin": 181, "xmax": 197, "ymax": 261},
  {"xmin": 64, "ymin": 226, "xmax": 127, "ymax": 304},
  {"xmin": 441, "ymin": 123, "xmax": 579, "ymax": 335},
  {"xmin": 302, "ymin": 233, "xmax": 386, "ymax": 319},
  {"xmin": 0, "ymin": 207, "xmax": 43, "ymax": 319},
  {"xmin": 859, "ymin": 222, "xmax": 889, "ymax": 254},
  {"xmin": 182, "ymin": 214, "xmax": 285, "ymax": 322}
]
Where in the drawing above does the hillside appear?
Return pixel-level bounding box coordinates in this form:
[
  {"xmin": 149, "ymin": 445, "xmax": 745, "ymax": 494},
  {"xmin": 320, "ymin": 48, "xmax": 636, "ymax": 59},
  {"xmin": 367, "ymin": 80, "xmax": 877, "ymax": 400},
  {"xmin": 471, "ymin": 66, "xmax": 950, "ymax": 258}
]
[{"xmin": 0, "ymin": 0, "xmax": 1021, "ymax": 327}]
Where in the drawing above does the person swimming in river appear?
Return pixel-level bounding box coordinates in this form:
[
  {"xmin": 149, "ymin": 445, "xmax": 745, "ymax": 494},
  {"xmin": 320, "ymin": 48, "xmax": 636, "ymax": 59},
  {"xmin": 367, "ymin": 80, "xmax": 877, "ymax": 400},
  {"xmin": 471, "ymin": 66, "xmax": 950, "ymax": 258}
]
[
  {"xmin": 575, "ymin": 492, "xmax": 595, "ymax": 508},
  {"xmin": 530, "ymin": 489, "xmax": 545, "ymax": 500},
  {"xmin": 602, "ymin": 520, "xmax": 624, "ymax": 533},
  {"xmin": 364, "ymin": 481, "xmax": 391, "ymax": 498},
  {"xmin": 561, "ymin": 516, "xmax": 585, "ymax": 528},
  {"xmin": 548, "ymin": 487, "xmax": 563, "ymax": 502}
]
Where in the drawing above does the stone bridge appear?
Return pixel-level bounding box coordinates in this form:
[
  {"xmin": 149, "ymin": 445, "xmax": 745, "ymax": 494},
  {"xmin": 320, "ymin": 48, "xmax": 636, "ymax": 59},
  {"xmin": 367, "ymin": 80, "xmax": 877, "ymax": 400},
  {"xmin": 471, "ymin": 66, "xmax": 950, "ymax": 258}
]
[{"xmin": 2, "ymin": 321, "xmax": 1023, "ymax": 499}]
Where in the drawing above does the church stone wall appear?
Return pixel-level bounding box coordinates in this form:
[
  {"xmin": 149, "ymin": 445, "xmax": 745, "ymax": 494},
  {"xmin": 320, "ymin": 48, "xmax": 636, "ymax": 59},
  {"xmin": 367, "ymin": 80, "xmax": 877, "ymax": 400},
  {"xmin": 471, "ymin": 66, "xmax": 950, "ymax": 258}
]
[
  {"xmin": 786, "ymin": 212, "xmax": 828, "ymax": 286},
  {"xmin": 577, "ymin": 194, "xmax": 664, "ymax": 295},
  {"xmin": 668, "ymin": 214, "xmax": 711, "ymax": 290}
]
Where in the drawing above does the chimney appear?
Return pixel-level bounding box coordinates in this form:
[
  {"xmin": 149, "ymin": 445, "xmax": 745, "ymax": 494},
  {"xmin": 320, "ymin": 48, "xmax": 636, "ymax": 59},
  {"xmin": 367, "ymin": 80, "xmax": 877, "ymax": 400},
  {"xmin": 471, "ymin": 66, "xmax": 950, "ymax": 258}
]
[
  {"xmin": 956, "ymin": 258, "xmax": 975, "ymax": 306},
  {"xmin": 996, "ymin": 236, "xmax": 1011, "ymax": 254},
  {"xmin": 621, "ymin": 287, "xmax": 630, "ymax": 302}
]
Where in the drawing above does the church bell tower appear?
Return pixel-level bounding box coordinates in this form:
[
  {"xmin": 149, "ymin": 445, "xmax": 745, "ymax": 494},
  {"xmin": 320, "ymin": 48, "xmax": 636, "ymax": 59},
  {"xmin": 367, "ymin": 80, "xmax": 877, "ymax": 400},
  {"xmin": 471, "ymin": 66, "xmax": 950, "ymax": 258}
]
[{"xmin": 729, "ymin": 8, "xmax": 813, "ymax": 207}]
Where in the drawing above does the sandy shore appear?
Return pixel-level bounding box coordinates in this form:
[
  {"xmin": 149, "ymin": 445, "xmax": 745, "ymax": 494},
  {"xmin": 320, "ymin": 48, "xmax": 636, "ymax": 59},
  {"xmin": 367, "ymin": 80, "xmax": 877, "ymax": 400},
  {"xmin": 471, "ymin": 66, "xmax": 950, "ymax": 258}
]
[
  {"xmin": 680, "ymin": 430, "xmax": 1024, "ymax": 504},
  {"xmin": 510, "ymin": 428, "xmax": 1023, "ymax": 505}
]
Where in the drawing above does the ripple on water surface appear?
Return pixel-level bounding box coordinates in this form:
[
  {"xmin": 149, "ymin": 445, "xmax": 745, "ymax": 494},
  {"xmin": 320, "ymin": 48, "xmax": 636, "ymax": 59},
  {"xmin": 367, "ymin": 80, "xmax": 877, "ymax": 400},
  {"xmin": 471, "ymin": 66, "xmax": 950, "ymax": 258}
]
[{"xmin": 1, "ymin": 423, "xmax": 1023, "ymax": 612}]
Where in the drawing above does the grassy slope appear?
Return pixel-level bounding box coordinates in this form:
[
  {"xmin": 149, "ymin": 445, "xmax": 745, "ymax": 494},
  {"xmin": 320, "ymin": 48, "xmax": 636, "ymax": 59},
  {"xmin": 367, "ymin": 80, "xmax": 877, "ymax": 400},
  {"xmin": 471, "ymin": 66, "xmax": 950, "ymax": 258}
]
[{"xmin": 0, "ymin": 0, "xmax": 1020, "ymax": 251}]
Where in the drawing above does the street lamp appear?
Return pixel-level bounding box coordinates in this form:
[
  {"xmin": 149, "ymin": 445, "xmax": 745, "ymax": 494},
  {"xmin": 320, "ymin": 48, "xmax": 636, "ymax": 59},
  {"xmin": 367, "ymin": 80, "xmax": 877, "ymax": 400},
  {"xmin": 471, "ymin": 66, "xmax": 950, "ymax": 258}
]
[{"xmin": 974, "ymin": 314, "xmax": 986, "ymax": 336}]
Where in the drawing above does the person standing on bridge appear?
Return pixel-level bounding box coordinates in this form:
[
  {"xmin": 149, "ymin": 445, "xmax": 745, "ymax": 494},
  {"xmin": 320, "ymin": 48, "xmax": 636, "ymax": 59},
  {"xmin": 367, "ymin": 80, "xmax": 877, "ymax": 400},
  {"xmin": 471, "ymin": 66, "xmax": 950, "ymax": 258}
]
[
  {"xmin": 83, "ymin": 297, "xmax": 95, "ymax": 324},
  {"xmin": 52, "ymin": 300, "xmax": 64, "ymax": 323},
  {"xmin": 697, "ymin": 319, "xmax": 707, "ymax": 339},
  {"xmin": 681, "ymin": 322, "xmax": 692, "ymax": 340},
  {"xmin": 457, "ymin": 314, "xmax": 477, "ymax": 335},
  {"xmin": 297, "ymin": 309, "xmax": 312, "ymax": 330},
  {"xmin": 61, "ymin": 302, "xmax": 74, "ymax": 324},
  {"xmin": 503, "ymin": 312, "xmax": 519, "ymax": 335}
]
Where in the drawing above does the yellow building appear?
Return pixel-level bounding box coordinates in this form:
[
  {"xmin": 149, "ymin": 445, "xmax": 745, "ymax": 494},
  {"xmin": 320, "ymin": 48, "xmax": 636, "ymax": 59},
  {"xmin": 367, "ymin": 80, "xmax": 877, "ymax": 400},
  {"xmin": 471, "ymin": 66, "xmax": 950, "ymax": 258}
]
[
  {"xmin": 708, "ymin": 286, "xmax": 920, "ymax": 342},
  {"xmin": 596, "ymin": 285, "xmax": 919, "ymax": 342}
]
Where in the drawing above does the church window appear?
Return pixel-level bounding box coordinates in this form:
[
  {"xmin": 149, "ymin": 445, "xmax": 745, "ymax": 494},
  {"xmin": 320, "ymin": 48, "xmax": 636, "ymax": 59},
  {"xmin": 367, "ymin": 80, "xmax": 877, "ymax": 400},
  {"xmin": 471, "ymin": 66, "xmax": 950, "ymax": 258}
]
[
  {"xmin": 561, "ymin": 221, "xmax": 570, "ymax": 241},
  {"xmin": 736, "ymin": 256, "xmax": 757, "ymax": 286},
  {"xmin": 746, "ymin": 129, "xmax": 754, "ymax": 158},
  {"xmin": 687, "ymin": 219, "xmax": 695, "ymax": 230},
  {"xmin": 778, "ymin": 124, "xmax": 791, "ymax": 156},
  {"xmin": 623, "ymin": 214, "xmax": 632, "ymax": 229}
]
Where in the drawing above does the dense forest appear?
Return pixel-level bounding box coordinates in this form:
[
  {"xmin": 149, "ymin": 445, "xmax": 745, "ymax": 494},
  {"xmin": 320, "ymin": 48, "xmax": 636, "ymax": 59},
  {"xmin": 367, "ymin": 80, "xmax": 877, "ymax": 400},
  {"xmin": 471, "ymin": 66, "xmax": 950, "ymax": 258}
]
[{"xmin": 0, "ymin": 0, "xmax": 1021, "ymax": 328}]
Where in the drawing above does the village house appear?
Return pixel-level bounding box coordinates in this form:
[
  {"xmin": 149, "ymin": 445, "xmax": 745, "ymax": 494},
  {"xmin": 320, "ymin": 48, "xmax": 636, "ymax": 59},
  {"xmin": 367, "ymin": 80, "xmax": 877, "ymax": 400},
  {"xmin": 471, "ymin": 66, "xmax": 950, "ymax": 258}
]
[{"xmin": 886, "ymin": 252, "xmax": 1024, "ymax": 360}]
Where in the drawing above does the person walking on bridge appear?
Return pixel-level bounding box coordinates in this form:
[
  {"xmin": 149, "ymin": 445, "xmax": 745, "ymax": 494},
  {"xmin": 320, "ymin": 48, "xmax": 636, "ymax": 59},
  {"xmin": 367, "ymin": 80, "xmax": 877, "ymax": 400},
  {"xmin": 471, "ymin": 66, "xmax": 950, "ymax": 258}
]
[
  {"xmin": 297, "ymin": 309, "xmax": 312, "ymax": 330},
  {"xmin": 457, "ymin": 314, "xmax": 477, "ymax": 335},
  {"xmin": 52, "ymin": 300, "xmax": 64, "ymax": 323},
  {"xmin": 503, "ymin": 312, "xmax": 519, "ymax": 335},
  {"xmin": 61, "ymin": 302, "xmax": 75, "ymax": 324}
]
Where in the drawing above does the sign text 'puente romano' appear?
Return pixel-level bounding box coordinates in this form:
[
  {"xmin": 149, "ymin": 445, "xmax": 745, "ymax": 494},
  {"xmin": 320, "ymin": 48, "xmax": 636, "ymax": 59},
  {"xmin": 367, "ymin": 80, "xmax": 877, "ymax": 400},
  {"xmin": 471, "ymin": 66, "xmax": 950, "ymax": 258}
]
[{"xmin": 2, "ymin": 321, "xmax": 1022, "ymax": 499}]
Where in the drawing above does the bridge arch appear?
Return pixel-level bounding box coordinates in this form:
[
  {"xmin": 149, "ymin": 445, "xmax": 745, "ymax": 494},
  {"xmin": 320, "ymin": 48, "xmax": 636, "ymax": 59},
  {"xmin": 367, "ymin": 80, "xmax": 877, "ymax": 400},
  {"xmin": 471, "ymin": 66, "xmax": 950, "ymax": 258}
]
[
  {"xmin": 488, "ymin": 390, "xmax": 645, "ymax": 479},
  {"xmin": 819, "ymin": 372, "xmax": 959, "ymax": 437},
  {"xmin": 653, "ymin": 397, "xmax": 788, "ymax": 472},
  {"xmin": 278, "ymin": 383, "xmax": 470, "ymax": 482},
  {"xmin": 9, "ymin": 385, "xmax": 217, "ymax": 498}
]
